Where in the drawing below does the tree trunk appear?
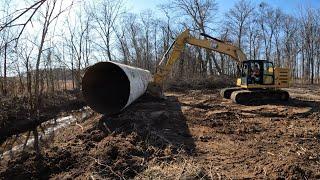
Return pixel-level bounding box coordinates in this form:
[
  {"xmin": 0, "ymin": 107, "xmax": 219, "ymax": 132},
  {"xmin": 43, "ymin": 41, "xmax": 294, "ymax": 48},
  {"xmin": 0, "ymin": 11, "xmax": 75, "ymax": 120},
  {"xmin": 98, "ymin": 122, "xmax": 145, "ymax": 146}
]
[
  {"xmin": 71, "ymin": 53, "xmax": 75, "ymax": 89},
  {"xmin": 3, "ymin": 43, "xmax": 7, "ymax": 96},
  {"xmin": 311, "ymin": 56, "xmax": 314, "ymax": 84},
  {"xmin": 220, "ymin": 54, "xmax": 225, "ymax": 75},
  {"xmin": 106, "ymin": 29, "xmax": 112, "ymax": 61},
  {"xmin": 206, "ymin": 51, "xmax": 213, "ymax": 75},
  {"xmin": 210, "ymin": 53, "xmax": 222, "ymax": 75}
]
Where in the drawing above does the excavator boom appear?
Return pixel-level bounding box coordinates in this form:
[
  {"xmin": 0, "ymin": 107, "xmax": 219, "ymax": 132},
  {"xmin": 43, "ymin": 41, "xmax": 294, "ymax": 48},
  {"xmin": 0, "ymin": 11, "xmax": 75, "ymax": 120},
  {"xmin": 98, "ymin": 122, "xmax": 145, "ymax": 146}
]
[{"xmin": 151, "ymin": 29, "xmax": 246, "ymax": 94}]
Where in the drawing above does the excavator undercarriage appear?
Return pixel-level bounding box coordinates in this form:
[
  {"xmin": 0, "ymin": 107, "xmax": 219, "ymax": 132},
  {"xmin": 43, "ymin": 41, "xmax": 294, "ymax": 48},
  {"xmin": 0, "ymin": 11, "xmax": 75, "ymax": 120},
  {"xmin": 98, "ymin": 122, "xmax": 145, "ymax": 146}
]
[{"xmin": 221, "ymin": 87, "xmax": 289, "ymax": 105}]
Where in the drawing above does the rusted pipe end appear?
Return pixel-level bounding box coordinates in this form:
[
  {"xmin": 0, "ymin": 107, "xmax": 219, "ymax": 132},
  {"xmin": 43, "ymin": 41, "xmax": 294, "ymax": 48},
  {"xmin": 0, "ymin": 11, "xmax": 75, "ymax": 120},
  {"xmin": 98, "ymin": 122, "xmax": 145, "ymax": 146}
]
[{"xmin": 82, "ymin": 62, "xmax": 130, "ymax": 115}]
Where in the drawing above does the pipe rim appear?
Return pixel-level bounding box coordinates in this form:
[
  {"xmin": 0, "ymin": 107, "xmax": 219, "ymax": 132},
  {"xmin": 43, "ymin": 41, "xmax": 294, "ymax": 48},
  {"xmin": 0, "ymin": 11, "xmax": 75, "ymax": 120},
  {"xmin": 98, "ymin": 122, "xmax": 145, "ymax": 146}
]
[{"xmin": 82, "ymin": 61, "xmax": 130, "ymax": 115}]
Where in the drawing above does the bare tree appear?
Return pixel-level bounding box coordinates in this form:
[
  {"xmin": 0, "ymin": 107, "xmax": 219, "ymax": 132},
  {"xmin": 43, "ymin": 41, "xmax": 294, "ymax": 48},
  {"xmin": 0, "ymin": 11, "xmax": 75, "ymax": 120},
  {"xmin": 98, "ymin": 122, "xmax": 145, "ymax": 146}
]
[
  {"xmin": 126, "ymin": 13, "xmax": 143, "ymax": 67},
  {"xmin": 247, "ymin": 15, "xmax": 262, "ymax": 60},
  {"xmin": 32, "ymin": 0, "xmax": 70, "ymax": 155},
  {"xmin": 283, "ymin": 14, "xmax": 298, "ymax": 79},
  {"xmin": 91, "ymin": 0, "xmax": 123, "ymax": 61},
  {"xmin": 114, "ymin": 19, "xmax": 130, "ymax": 64},
  {"xmin": 168, "ymin": 0, "xmax": 222, "ymax": 75},
  {"xmin": 272, "ymin": 8, "xmax": 283, "ymax": 66},
  {"xmin": 0, "ymin": 0, "xmax": 16, "ymax": 96},
  {"xmin": 300, "ymin": 8, "xmax": 318, "ymax": 84},
  {"xmin": 225, "ymin": 0, "xmax": 254, "ymax": 50},
  {"xmin": 0, "ymin": 0, "xmax": 47, "ymax": 45},
  {"xmin": 257, "ymin": 2, "xmax": 279, "ymax": 62},
  {"xmin": 17, "ymin": 39, "xmax": 34, "ymax": 97},
  {"xmin": 66, "ymin": 7, "xmax": 91, "ymax": 89}
]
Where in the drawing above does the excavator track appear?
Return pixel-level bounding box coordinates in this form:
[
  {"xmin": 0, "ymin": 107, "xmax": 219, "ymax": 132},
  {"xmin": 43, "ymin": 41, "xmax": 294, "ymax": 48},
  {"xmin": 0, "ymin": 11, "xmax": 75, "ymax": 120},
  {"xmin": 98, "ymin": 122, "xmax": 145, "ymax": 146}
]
[
  {"xmin": 220, "ymin": 87, "xmax": 243, "ymax": 99},
  {"xmin": 230, "ymin": 89, "xmax": 289, "ymax": 105}
]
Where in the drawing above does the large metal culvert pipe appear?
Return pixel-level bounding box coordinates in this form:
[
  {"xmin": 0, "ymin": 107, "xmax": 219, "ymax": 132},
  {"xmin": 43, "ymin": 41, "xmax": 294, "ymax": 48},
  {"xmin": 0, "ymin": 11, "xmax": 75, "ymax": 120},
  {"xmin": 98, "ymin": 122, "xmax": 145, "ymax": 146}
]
[{"xmin": 82, "ymin": 61, "xmax": 152, "ymax": 115}]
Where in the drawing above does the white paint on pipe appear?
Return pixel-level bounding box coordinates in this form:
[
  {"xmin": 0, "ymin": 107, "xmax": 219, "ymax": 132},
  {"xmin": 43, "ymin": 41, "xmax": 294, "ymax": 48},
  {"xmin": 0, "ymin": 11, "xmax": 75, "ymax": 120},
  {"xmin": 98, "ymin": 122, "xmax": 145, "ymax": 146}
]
[{"xmin": 114, "ymin": 62, "xmax": 152, "ymax": 109}]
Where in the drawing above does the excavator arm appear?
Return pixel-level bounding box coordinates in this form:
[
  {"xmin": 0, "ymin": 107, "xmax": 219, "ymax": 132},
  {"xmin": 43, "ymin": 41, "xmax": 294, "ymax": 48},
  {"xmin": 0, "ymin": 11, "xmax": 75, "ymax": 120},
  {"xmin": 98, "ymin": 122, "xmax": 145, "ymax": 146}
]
[{"xmin": 149, "ymin": 29, "xmax": 247, "ymax": 96}]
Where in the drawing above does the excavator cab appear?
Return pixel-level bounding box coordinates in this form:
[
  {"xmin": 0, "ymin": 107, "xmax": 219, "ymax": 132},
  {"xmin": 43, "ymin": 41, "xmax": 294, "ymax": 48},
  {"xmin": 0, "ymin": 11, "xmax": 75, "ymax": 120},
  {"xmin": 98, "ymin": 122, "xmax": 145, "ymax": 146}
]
[{"xmin": 240, "ymin": 60, "xmax": 274, "ymax": 86}]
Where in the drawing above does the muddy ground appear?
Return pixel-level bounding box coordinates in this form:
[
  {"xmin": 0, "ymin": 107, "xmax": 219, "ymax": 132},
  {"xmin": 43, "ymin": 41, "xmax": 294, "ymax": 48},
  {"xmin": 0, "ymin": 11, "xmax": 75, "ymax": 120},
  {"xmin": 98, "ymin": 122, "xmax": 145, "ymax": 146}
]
[{"xmin": 1, "ymin": 85, "xmax": 320, "ymax": 179}]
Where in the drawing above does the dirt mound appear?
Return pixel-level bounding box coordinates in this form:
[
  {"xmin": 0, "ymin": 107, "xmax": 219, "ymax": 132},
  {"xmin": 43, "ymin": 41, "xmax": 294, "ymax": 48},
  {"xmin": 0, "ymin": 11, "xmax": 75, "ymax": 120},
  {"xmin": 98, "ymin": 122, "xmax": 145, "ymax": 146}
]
[
  {"xmin": 91, "ymin": 135, "xmax": 145, "ymax": 178},
  {"xmin": 1, "ymin": 147, "xmax": 75, "ymax": 179}
]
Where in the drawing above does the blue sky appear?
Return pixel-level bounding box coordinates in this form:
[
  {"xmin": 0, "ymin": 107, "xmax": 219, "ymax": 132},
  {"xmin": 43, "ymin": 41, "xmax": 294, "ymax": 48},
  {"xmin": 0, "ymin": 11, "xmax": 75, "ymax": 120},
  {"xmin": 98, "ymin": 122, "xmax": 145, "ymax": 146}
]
[{"xmin": 125, "ymin": 0, "xmax": 320, "ymax": 15}]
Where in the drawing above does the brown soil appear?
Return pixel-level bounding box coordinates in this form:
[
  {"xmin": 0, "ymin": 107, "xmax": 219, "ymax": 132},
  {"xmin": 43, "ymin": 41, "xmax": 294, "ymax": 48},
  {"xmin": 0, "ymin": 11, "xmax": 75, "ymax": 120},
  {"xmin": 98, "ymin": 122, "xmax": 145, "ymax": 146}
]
[{"xmin": 1, "ymin": 86, "xmax": 320, "ymax": 179}]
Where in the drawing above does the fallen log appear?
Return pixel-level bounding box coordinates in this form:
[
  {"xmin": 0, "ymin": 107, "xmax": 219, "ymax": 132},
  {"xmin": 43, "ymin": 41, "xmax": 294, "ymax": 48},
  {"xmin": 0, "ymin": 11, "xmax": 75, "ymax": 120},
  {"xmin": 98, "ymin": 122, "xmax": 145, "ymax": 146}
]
[{"xmin": 0, "ymin": 92, "xmax": 85, "ymax": 145}]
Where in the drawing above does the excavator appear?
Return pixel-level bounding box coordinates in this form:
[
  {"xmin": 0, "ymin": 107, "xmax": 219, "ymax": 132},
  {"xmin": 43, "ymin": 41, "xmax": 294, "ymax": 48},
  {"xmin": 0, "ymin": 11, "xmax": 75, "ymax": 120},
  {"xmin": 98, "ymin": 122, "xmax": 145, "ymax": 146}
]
[{"xmin": 148, "ymin": 29, "xmax": 290, "ymax": 104}]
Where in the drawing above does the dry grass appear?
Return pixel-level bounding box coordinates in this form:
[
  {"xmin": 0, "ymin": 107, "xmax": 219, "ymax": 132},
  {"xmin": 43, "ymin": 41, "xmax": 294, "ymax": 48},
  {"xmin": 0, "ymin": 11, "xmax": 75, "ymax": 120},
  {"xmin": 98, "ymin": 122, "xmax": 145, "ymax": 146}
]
[{"xmin": 137, "ymin": 158, "xmax": 223, "ymax": 180}]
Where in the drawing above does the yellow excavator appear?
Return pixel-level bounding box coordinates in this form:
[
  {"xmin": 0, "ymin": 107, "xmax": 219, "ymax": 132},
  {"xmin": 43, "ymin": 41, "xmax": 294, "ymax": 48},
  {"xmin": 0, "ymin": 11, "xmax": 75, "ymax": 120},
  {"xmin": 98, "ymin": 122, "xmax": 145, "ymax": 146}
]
[{"xmin": 148, "ymin": 29, "xmax": 290, "ymax": 104}]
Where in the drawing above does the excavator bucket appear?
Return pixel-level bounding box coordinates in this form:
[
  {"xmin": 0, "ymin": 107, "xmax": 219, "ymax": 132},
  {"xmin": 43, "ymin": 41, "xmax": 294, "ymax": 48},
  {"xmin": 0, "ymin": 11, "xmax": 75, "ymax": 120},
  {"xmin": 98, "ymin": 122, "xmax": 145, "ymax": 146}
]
[{"xmin": 146, "ymin": 81, "xmax": 164, "ymax": 98}]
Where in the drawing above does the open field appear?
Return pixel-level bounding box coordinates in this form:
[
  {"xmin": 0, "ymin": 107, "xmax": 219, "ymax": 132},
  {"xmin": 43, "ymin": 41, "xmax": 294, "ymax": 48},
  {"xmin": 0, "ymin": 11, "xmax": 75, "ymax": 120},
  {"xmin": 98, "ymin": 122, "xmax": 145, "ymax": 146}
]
[{"xmin": 1, "ymin": 85, "xmax": 319, "ymax": 179}]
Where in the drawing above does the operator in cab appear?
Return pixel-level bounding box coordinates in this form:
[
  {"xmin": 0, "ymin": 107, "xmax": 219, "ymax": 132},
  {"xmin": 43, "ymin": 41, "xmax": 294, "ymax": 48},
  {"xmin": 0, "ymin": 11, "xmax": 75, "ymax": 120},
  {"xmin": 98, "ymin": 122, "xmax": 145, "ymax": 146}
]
[{"xmin": 251, "ymin": 64, "xmax": 261, "ymax": 83}]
